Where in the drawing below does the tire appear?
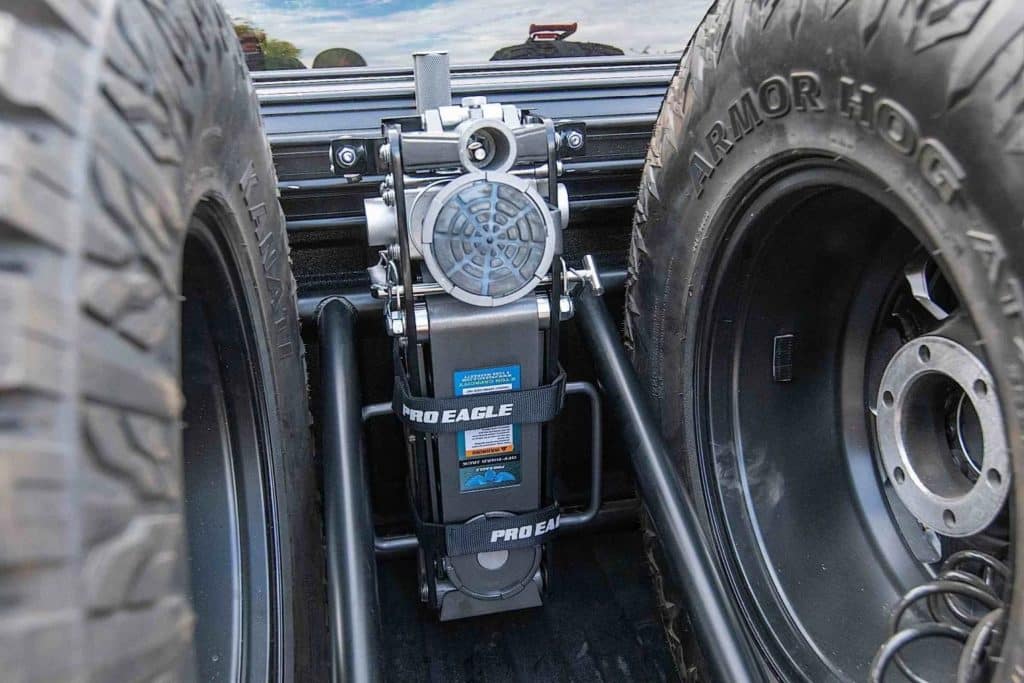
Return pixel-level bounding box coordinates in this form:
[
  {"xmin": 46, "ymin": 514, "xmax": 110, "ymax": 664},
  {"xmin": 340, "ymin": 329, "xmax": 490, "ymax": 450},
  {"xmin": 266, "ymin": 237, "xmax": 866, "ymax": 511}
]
[
  {"xmin": 490, "ymin": 40, "xmax": 624, "ymax": 61},
  {"xmin": 628, "ymin": 1, "xmax": 1024, "ymax": 680},
  {"xmin": 0, "ymin": 1, "xmax": 325, "ymax": 681}
]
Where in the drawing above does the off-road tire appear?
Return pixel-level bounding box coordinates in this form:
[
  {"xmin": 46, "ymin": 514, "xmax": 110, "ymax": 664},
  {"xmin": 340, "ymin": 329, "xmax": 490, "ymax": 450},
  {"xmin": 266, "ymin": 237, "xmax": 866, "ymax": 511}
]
[
  {"xmin": 629, "ymin": 0, "xmax": 1024, "ymax": 680},
  {"xmin": 0, "ymin": 1, "xmax": 324, "ymax": 680},
  {"xmin": 490, "ymin": 40, "xmax": 624, "ymax": 61}
]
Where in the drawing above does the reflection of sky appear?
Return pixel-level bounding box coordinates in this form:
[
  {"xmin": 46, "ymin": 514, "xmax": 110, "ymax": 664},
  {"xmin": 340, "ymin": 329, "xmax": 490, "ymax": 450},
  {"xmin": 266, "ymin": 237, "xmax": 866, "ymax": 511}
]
[{"xmin": 220, "ymin": 0, "xmax": 710, "ymax": 67}]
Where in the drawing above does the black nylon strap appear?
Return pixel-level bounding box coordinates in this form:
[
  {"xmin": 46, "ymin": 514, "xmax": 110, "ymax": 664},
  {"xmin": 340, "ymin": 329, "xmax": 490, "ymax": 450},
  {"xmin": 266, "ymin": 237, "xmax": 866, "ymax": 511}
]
[
  {"xmin": 415, "ymin": 504, "xmax": 562, "ymax": 557},
  {"xmin": 392, "ymin": 368, "xmax": 566, "ymax": 434}
]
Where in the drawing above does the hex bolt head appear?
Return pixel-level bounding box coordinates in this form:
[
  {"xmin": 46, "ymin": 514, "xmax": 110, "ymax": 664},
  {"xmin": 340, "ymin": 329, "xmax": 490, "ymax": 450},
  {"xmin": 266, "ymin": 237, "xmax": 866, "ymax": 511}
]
[
  {"xmin": 336, "ymin": 145, "xmax": 358, "ymax": 168},
  {"xmin": 565, "ymin": 130, "xmax": 584, "ymax": 150},
  {"xmin": 386, "ymin": 310, "xmax": 405, "ymax": 336}
]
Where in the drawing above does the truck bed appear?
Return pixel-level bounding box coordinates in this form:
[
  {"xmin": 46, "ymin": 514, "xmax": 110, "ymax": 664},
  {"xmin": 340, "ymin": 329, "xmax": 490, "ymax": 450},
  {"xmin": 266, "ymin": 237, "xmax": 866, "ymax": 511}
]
[{"xmin": 377, "ymin": 529, "xmax": 676, "ymax": 682}]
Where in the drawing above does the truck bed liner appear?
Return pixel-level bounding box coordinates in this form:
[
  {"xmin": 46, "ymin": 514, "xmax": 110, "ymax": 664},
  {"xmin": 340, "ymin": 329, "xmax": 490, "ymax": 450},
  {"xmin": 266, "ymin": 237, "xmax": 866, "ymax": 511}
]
[{"xmin": 377, "ymin": 529, "xmax": 675, "ymax": 682}]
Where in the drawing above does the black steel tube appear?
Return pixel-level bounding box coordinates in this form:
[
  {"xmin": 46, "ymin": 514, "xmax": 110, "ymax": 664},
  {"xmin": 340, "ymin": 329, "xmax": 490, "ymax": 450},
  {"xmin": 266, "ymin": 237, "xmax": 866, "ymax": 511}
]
[
  {"xmin": 319, "ymin": 298, "xmax": 380, "ymax": 683},
  {"xmin": 573, "ymin": 288, "xmax": 762, "ymax": 683},
  {"xmin": 374, "ymin": 533, "xmax": 420, "ymax": 556}
]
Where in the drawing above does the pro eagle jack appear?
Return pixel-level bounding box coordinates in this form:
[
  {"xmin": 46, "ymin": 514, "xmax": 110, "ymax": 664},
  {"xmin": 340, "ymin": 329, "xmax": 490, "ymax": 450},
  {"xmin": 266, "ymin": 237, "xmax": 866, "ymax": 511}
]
[{"xmin": 337, "ymin": 51, "xmax": 598, "ymax": 619}]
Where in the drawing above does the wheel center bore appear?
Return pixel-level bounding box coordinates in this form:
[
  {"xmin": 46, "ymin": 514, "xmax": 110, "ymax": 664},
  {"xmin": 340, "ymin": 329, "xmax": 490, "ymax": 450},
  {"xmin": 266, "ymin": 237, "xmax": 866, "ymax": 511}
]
[
  {"xmin": 874, "ymin": 335, "xmax": 1010, "ymax": 537},
  {"xmin": 949, "ymin": 389, "xmax": 985, "ymax": 479}
]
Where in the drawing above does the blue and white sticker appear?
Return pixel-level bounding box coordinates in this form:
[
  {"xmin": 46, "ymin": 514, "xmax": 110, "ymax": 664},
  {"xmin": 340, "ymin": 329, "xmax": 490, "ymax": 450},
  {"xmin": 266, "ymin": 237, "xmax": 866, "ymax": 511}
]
[{"xmin": 454, "ymin": 365, "xmax": 521, "ymax": 491}]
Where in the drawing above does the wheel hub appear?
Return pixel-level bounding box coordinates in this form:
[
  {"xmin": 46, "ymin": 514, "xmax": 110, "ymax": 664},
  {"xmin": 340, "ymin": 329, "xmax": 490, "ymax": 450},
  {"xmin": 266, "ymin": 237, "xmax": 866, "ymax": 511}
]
[{"xmin": 875, "ymin": 335, "xmax": 1010, "ymax": 537}]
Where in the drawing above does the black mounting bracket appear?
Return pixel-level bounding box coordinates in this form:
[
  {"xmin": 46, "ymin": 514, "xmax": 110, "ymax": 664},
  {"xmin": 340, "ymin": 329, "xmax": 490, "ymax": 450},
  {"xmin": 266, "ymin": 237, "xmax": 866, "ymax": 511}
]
[
  {"xmin": 363, "ymin": 380, "xmax": 603, "ymax": 556},
  {"xmin": 329, "ymin": 136, "xmax": 385, "ymax": 176}
]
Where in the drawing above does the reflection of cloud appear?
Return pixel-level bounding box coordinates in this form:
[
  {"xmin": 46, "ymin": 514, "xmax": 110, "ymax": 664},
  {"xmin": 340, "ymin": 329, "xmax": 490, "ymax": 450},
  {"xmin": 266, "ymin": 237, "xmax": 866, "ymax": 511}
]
[{"xmin": 220, "ymin": 0, "xmax": 709, "ymax": 67}]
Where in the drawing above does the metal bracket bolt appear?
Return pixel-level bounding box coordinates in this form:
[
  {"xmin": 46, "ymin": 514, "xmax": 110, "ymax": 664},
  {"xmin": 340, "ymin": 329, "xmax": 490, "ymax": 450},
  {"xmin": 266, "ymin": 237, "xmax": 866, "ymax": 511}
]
[
  {"xmin": 383, "ymin": 304, "xmax": 430, "ymax": 338},
  {"xmin": 381, "ymin": 177, "xmax": 396, "ymax": 207},
  {"xmin": 564, "ymin": 130, "xmax": 584, "ymax": 150},
  {"xmin": 336, "ymin": 145, "xmax": 359, "ymax": 168},
  {"xmin": 559, "ymin": 295, "xmax": 575, "ymax": 321},
  {"xmin": 385, "ymin": 309, "xmax": 405, "ymax": 336},
  {"xmin": 579, "ymin": 255, "xmax": 605, "ymax": 296}
]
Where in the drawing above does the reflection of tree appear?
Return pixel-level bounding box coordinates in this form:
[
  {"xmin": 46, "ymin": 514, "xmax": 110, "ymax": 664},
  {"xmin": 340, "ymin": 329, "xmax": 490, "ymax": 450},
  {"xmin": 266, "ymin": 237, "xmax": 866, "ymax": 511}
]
[{"xmin": 233, "ymin": 21, "xmax": 305, "ymax": 70}]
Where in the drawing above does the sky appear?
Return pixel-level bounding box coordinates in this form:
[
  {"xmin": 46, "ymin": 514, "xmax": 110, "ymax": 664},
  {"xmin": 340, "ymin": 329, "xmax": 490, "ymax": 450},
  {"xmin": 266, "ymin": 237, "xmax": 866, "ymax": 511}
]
[{"xmin": 220, "ymin": 0, "xmax": 711, "ymax": 67}]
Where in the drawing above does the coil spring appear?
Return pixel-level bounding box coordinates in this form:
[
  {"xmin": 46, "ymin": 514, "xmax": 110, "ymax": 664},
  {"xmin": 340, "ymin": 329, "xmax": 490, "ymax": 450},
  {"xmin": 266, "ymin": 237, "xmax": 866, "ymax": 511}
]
[{"xmin": 870, "ymin": 549, "xmax": 1009, "ymax": 682}]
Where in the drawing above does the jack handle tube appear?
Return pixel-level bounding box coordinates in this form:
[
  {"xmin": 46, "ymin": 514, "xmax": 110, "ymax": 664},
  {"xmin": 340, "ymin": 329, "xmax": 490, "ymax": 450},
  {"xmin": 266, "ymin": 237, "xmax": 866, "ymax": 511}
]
[
  {"xmin": 572, "ymin": 286, "xmax": 762, "ymax": 683},
  {"xmin": 319, "ymin": 298, "xmax": 381, "ymax": 683}
]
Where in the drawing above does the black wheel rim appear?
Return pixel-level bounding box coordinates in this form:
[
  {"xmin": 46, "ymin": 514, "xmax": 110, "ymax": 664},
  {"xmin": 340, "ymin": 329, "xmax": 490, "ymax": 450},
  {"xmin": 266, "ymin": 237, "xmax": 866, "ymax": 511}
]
[
  {"xmin": 695, "ymin": 161, "xmax": 1012, "ymax": 681},
  {"xmin": 181, "ymin": 204, "xmax": 279, "ymax": 682}
]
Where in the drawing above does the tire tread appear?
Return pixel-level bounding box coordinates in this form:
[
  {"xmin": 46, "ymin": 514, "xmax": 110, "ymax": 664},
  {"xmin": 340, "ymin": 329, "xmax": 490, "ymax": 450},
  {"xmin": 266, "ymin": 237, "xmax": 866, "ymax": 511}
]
[{"xmin": 0, "ymin": 1, "xmax": 255, "ymax": 679}]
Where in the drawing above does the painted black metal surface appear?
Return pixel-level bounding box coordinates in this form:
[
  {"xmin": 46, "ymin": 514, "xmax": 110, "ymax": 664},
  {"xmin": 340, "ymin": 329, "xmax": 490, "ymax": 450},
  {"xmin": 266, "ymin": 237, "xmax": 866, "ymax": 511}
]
[
  {"xmin": 573, "ymin": 288, "xmax": 763, "ymax": 683},
  {"xmin": 319, "ymin": 299, "xmax": 381, "ymax": 683}
]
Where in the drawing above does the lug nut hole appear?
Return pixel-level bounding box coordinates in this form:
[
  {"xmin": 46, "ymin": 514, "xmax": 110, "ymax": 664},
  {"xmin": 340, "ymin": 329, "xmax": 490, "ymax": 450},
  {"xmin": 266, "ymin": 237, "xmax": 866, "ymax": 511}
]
[
  {"xmin": 974, "ymin": 379, "xmax": 988, "ymax": 397},
  {"xmin": 987, "ymin": 468, "xmax": 1002, "ymax": 487},
  {"xmin": 893, "ymin": 467, "xmax": 905, "ymax": 484},
  {"xmin": 943, "ymin": 509, "xmax": 956, "ymax": 527},
  {"xmin": 882, "ymin": 391, "xmax": 894, "ymax": 408},
  {"xmin": 918, "ymin": 345, "xmax": 931, "ymax": 362}
]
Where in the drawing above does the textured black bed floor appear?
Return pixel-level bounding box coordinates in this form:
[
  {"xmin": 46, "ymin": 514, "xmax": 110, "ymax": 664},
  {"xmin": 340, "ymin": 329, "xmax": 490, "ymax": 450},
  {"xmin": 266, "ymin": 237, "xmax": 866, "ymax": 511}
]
[{"xmin": 378, "ymin": 529, "xmax": 677, "ymax": 682}]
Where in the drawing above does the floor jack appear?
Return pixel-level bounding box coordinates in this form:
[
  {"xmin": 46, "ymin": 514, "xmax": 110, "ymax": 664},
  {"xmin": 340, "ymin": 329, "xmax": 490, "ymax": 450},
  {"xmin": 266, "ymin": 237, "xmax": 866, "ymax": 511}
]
[{"xmin": 316, "ymin": 52, "xmax": 760, "ymax": 683}]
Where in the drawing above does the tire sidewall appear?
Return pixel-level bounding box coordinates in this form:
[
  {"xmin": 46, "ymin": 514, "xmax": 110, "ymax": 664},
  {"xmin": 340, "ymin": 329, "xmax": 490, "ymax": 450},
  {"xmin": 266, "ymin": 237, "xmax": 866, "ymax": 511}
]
[
  {"xmin": 165, "ymin": 4, "xmax": 325, "ymax": 679},
  {"xmin": 629, "ymin": 1, "xmax": 1024, "ymax": 679}
]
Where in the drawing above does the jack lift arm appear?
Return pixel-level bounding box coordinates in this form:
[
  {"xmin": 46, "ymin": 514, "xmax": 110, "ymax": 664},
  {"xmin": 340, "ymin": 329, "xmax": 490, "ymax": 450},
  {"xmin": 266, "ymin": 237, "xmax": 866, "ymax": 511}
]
[{"xmin": 317, "ymin": 275, "xmax": 762, "ymax": 683}]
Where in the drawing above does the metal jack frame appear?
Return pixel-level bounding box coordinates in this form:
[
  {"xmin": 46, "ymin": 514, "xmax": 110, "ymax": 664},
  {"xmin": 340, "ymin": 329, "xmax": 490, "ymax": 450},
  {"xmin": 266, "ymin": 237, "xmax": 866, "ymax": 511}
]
[{"xmin": 317, "ymin": 271, "xmax": 762, "ymax": 683}]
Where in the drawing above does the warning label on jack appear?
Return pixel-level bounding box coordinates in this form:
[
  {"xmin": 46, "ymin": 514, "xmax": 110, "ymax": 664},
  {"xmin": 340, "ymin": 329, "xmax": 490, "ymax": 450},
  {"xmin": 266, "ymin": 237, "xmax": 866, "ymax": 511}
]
[{"xmin": 454, "ymin": 365, "xmax": 521, "ymax": 491}]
